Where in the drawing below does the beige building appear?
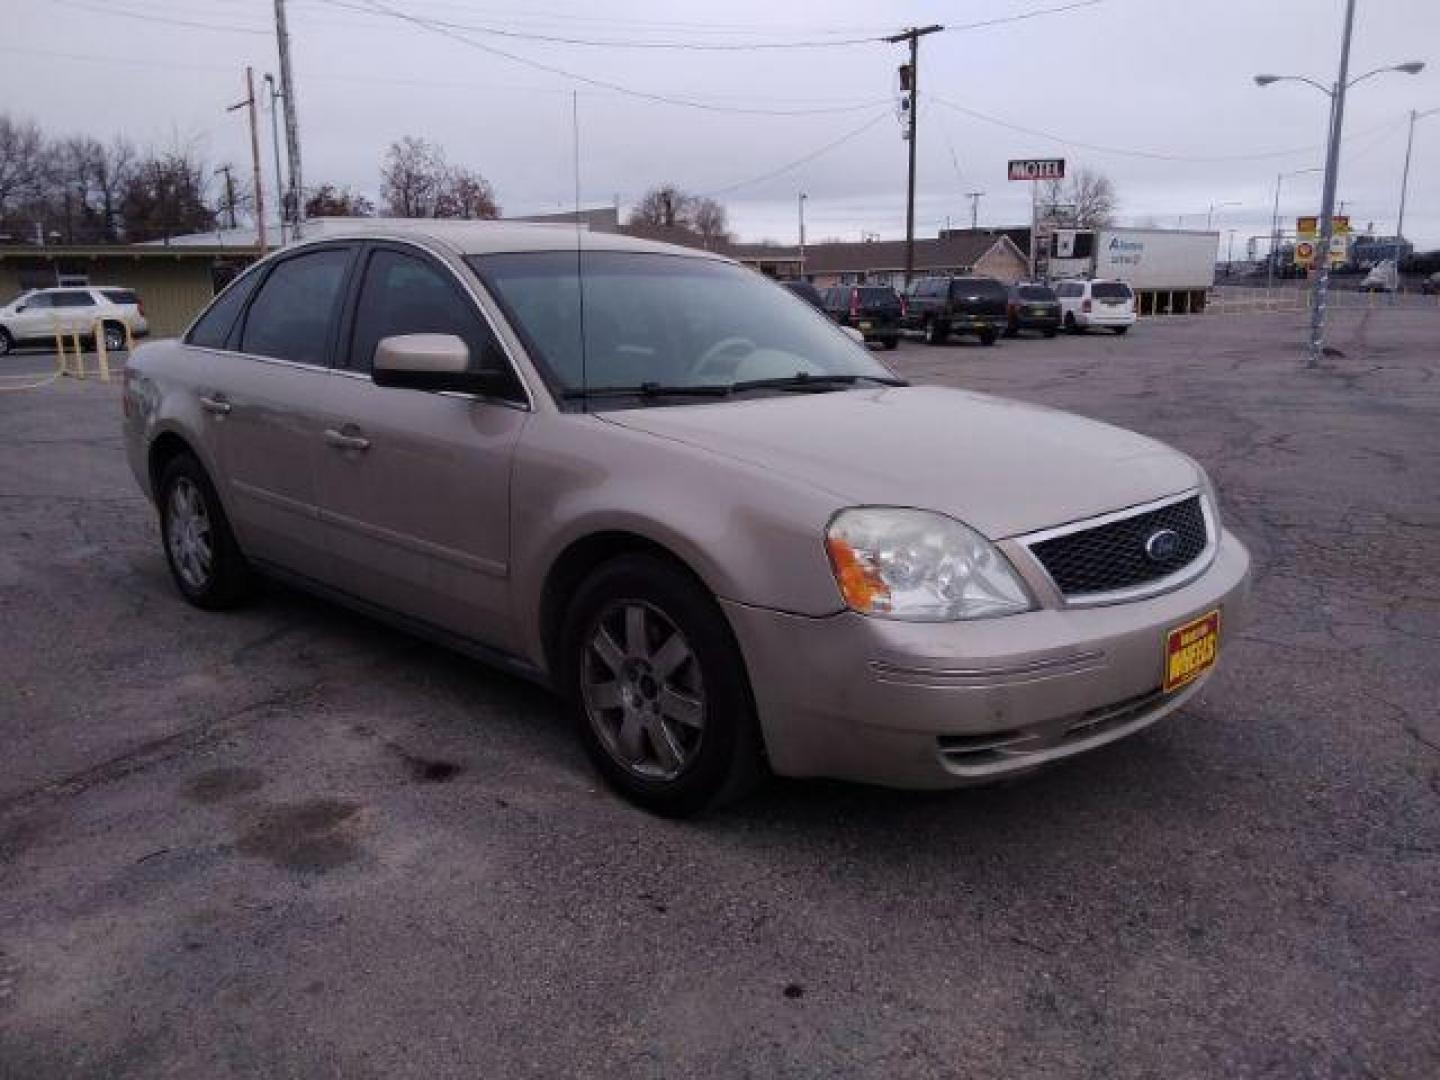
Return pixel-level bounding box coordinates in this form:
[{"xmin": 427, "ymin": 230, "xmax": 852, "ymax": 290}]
[
  {"xmin": 799, "ymin": 234, "xmax": 1030, "ymax": 289},
  {"xmin": 0, "ymin": 245, "xmax": 255, "ymax": 338}
]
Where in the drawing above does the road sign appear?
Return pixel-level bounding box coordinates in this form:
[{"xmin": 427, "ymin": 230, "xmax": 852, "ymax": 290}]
[{"xmin": 1008, "ymin": 158, "xmax": 1065, "ymax": 181}]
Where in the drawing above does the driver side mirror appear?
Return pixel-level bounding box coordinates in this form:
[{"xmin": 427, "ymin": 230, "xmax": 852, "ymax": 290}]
[
  {"xmin": 372, "ymin": 333, "xmax": 518, "ymax": 398},
  {"xmin": 13, "ymin": 304, "xmax": 26, "ymax": 313}
]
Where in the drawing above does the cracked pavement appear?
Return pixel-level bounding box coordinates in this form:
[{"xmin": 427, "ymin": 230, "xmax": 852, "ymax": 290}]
[{"xmin": 1, "ymin": 308, "xmax": 1437, "ymax": 1078}]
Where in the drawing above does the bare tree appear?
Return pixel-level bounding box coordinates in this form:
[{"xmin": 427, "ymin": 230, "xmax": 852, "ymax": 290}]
[
  {"xmin": 0, "ymin": 114, "xmax": 45, "ymax": 222},
  {"xmin": 435, "ymin": 166, "xmax": 499, "ymax": 220},
  {"xmin": 629, "ymin": 183, "xmax": 694, "ymax": 229},
  {"xmin": 1039, "ymin": 166, "xmax": 1117, "ymax": 229},
  {"xmin": 120, "ymin": 150, "xmax": 216, "ymax": 242},
  {"xmin": 380, "ymin": 136, "xmax": 446, "ymax": 218},
  {"xmin": 691, "ymin": 197, "xmax": 730, "ymax": 248},
  {"xmin": 305, "ymin": 183, "xmax": 375, "ymax": 218}
]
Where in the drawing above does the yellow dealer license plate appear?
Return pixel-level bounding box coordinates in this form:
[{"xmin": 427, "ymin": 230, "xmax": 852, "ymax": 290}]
[
  {"xmin": 1163, "ymin": 610, "xmax": 1220, "ymax": 693},
  {"xmin": 858, "ymin": 321, "xmax": 873, "ymax": 330}
]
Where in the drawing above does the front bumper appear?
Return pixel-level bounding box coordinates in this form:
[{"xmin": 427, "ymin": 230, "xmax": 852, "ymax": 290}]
[{"xmin": 721, "ymin": 529, "xmax": 1250, "ymax": 789}]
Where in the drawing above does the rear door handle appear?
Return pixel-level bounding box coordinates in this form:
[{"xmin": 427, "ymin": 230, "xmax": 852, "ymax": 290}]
[
  {"xmin": 199, "ymin": 395, "xmax": 231, "ymax": 416},
  {"xmin": 324, "ymin": 428, "xmax": 371, "ymax": 452}
]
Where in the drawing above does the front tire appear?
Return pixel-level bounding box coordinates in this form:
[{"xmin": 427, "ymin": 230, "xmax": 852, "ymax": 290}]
[
  {"xmin": 102, "ymin": 322, "xmax": 126, "ymax": 352},
  {"xmin": 0, "ymin": 328, "xmax": 12, "ymax": 356},
  {"xmin": 158, "ymin": 453, "xmax": 252, "ymax": 610},
  {"xmin": 561, "ymin": 554, "xmax": 763, "ymax": 817},
  {"xmin": 1064, "ymin": 312, "xmax": 1081, "ymax": 334}
]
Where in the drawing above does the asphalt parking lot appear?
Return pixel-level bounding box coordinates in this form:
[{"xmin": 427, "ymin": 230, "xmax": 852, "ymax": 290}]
[{"xmin": 2, "ymin": 310, "xmax": 1437, "ymax": 1078}]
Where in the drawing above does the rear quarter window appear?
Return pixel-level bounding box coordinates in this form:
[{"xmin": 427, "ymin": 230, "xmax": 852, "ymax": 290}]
[
  {"xmin": 950, "ymin": 279, "xmax": 1007, "ymax": 300},
  {"xmin": 187, "ymin": 268, "xmax": 263, "ymax": 349},
  {"xmin": 1017, "ymin": 285, "xmax": 1056, "ymax": 300},
  {"xmin": 1092, "ymin": 282, "xmax": 1134, "ymax": 299},
  {"xmin": 100, "ymin": 289, "xmax": 139, "ymax": 305}
]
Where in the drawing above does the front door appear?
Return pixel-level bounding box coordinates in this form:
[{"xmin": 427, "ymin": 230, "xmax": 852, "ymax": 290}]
[
  {"xmin": 211, "ymin": 245, "xmax": 356, "ymax": 581},
  {"xmin": 315, "ymin": 244, "xmax": 529, "ymax": 649}
]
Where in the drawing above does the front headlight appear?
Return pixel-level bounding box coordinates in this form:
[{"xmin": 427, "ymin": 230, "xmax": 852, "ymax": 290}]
[{"xmin": 825, "ymin": 508, "xmax": 1033, "ymax": 621}]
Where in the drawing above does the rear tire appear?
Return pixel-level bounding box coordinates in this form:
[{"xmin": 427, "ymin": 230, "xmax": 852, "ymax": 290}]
[
  {"xmin": 1113, "ymin": 325, "xmax": 1130, "ymax": 335},
  {"xmin": 882, "ymin": 336, "xmax": 899, "ymax": 350},
  {"xmin": 102, "ymin": 322, "xmax": 126, "ymax": 353},
  {"xmin": 1064, "ymin": 312, "xmax": 1081, "ymax": 334},
  {"xmin": 1003, "ymin": 320, "xmax": 1019, "ymax": 338},
  {"xmin": 157, "ymin": 452, "xmax": 253, "ymax": 610},
  {"xmin": 979, "ymin": 329, "xmax": 997, "ymax": 347},
  {"xmin": 560, "ymin": 554, "xmax": 764, "ymax": 817},
  {"xmin": 1043, "ymin": 328, "xmax": 1058, "ymax": 339},
  {"xmin": 0, "ymin": 328, "xmax": 11, "ymax": 356},
  {"xmin": 924, "ymin": 319, "xmax": 947, "ymax": 346}
]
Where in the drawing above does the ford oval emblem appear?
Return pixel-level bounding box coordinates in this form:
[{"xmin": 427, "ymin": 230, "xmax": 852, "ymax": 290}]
[{"xmin": 1144, "ymin": 528, "xmax": 1181, "ymax": 562}]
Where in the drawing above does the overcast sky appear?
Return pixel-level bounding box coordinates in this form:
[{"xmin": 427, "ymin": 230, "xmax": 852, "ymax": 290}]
[{"xmin": 5, "ymin": 0, "xmax": 1438, "ymax": 250}]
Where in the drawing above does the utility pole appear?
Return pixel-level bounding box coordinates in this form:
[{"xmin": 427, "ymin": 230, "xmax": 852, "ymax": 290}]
[
  {"xmin": 885, "ymin": 24, "xmax": 943, "ymax": 286},
  {"xmin": 264, "ymin": 73, "xmax": 287, "ymax": 244},
  {"xmin": 228, "ymin": 67, "xmax": 268, "ymax": 252},
  {"xmin": 214, "ymin": 165, "xmax": 238, "ymax": 229},
  {"xmin": 798, "ymin": 192, "xmax": 807, "ymax": 279},
  {"xmin": 274, "ymin": 0, "xmax": 304, "ymax": 239},
  {"xmin": 965, "ymin": 191, "xmax": 984, "ymax": 229}
]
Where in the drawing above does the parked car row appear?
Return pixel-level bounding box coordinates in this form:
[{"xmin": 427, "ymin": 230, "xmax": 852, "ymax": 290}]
[
  {"xmin": 0, "ymin": 285, "xmax": 149, "ymax": 356},
  {"xmin": 780, "ymin": 276, "xmax": 1137, "ymax": 346}
]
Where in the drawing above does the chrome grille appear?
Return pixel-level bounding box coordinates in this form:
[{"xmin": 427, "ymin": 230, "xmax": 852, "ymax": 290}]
[{"xmin": 1029, "ymin": 495, "xmax": 1208, "ymax": 598}]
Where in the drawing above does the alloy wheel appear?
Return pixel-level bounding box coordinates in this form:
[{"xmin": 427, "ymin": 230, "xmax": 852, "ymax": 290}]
[
  {"xmin": 580, "ymin": 600, "xmax": 706, "ymax": 781},
  {"xmin": 166, "ymin": 476, "xmax": 214, "ymax": 591}
]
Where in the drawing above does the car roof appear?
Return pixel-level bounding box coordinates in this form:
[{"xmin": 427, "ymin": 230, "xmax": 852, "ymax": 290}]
[{"xmin": 291, "ymin": 219, "xmax": 735, "ymax": 262}]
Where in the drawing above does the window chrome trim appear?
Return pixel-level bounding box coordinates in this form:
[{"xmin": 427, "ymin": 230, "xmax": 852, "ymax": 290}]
[{"xmin": 1016, "ymin": 488, "xmax": 1218, "ymax": 609}]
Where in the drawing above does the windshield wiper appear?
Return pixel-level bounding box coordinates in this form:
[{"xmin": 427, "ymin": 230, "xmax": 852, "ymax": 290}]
[
  {"xmin": 561, "ymin": 382, "xmax": 733, "ymax": 400},
  {"xmin": 728, "ymin": 372, "xmax": 909, "ymax": 393}
]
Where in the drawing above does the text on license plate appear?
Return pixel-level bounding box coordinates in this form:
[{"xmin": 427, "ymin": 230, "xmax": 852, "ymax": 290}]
[{"xmin": 1163, "ymin": 609, "xmax": 1220, "ymax": 693}]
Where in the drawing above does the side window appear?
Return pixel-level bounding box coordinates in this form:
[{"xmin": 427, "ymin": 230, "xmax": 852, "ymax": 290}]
[
  {"xmin": 51, "ymin": 290, "xmax": 94, "ymax": 308},
  {"xmin": 22, "ymin": 293, "xmax": 53, "ymax": 310},
  {"xmin": 348, "ymin": 248, "xmax": 511, "ymax": 381},
  {"xmin": 239, "ymin": 248, "xmax": 351, "ymax": 366},
  {"xmin": 188, "ymin": 268, "xmax": 263, "ymax": 349}
]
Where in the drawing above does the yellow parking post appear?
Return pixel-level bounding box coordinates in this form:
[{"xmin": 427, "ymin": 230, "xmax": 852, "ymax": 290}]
[
  {"xmin": 123, "ymin": 321, "xmax": 135, "ymax": 352},
  {"xmin": 94, "ymin": 321, "xmax": 111, "ymax": 383},
  {"xmin": 71, "ymin": 330, "xmax": 85, "ymax": 379},
  {"xmin": 52, "ymin": 321, "xmax": 70, "ymax": 377}
]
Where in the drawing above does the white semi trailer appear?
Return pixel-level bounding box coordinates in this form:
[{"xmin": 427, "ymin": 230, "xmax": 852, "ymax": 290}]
[{"xmin": 1045, "ymin": 227, "xmax": 1219, "ymax": 314}]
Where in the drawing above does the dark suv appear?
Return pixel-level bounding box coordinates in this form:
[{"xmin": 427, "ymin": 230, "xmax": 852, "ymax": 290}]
[
  {"xmin": 1004, "ymin": 283, "xmax": 1060, "ymax": 338},
  {"xmin": 822, "ymin": 284, "xmax": 903, "ymax": 349},
  {"xmin": 905, "ymin": 276, "xmax": 1007, "ymax": 346}
]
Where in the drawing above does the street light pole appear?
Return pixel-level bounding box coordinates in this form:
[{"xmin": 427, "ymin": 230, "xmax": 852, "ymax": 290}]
[
  {"xmin": 1394, "ymin": 108, "xmax": 1438, "ymax": 270},
  {"xmin": 1267, "ymin": 167, "xmax": 1321, "ymax": 293},
  {"xmin": 264, "ymin": 74, "xmax": 287, "ymax": 245},
  {"xmin": 1308, "ymin": 0, "xmax": 1356, "ymax": 367},
  {"xmin": 1255, "ymin": 39, "xmax": 1423, "ymax": 365}
]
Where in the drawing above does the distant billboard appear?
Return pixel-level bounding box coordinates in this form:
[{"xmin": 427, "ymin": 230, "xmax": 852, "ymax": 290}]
[{"xmin": 1008, "ymin": 158, "xmax": 1065, "ymax": 181}]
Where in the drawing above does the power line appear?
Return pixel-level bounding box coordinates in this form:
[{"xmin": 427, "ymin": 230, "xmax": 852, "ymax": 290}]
[
  {"xmin": 313, "ymin": 0, "xmax": 882, "ymax": 49},
  {"xmin": 700, "ymin": 111, "xmax": 894, "ymax": 197},
  {"xmin": 943, "ymin": 0, "xmax": 1104, "ymax": 33},
  {"xmin": 331, "ymin": 0, "xmax": 893, "ymax": 115},
  {"xmin": 49, "ymin": 0, "xmax": 270, "ymax": 35},
  {"xmin": 930, "ymin": 95, "xmax": 1403, "ymax": 163}
]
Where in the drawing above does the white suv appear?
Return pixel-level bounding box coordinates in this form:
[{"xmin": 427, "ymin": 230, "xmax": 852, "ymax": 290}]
[
  {"xmin": 0, "ymin": 286, "xmax": 149, "ymax": 356},
  {"xmin": 1054, "ymin": 279, "xmax": 1136, "ymax": 334}
]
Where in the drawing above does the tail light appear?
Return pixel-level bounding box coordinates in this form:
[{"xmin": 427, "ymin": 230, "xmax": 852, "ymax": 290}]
[
  {"xmin": 1082, "ymin": 298, "xmax": 1092, "ymax": 313},
  {"xmin": 899, "ymin": 296, "xmax": 908, "ymax": 318},
  {"xmin": 849, "ymin": 291, "xmax": 860, "ymax": 319},
  {"xmin": 136, "ymin": 299, "xmax": 145, "ymax": 317}
]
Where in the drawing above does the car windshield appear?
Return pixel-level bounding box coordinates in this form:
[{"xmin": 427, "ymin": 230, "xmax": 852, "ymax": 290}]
[
  {"xmin": 857, "ymin": 287, "xmax": 897, "ymax": 303},
  {"xmin": 469, "ymin": 251, "xmax": 900, "ymax": 402},
  {"xmin": 1092, "ymin": 282, "xmax": 1133, "ymax": 299},
  {"xmin": 2, "ymin": 290, "xmax": 32, "ymax": 308},
  {"xmin": 1017, "ymin": 285, "xmax": 1055, "ymax": 300}
]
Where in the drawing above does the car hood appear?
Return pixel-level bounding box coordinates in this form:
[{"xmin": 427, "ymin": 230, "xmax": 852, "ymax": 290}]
[{"xmin": 601, "ymin": 385, "xmax": 1200, "ymax": 539}]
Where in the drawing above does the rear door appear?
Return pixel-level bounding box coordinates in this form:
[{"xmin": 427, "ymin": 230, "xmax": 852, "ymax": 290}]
[
  {"xmin": 210, "ymin": 244, "xmax": 356, "ymax": 581},
  {"xmin": 316, "ymin": 242, "xmax": 529, "ymax": 648},
  {"xmin": 50, "ymin": 289, "xmax": 99, "ymax": 335}
]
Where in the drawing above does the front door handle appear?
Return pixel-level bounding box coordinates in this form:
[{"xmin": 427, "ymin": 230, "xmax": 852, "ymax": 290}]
[
  {"xmin": 324, "ymin": 428, "xmax": 371, "ymax": 452},
  {"xmin": 199, "ymin": 395, "xmax": 231, "ymax": 416}
]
